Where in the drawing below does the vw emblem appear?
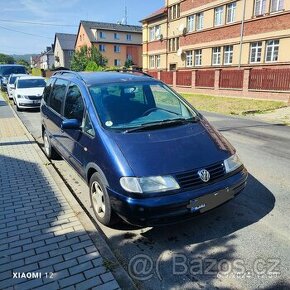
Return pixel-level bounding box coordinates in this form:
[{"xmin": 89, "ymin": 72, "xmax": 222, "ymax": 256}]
[{"xmin": 198, "ymin": 169, "xmax": 210, "ymax": 183}]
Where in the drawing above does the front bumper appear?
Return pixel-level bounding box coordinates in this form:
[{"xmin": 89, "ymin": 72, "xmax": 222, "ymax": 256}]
[
  {"xmin": 17, "ymin": 100, "xmax": 41, "ymax": 108},
  {"xmin": 109, "ymin": 168, "xmax": 248, "ymax": 226}
]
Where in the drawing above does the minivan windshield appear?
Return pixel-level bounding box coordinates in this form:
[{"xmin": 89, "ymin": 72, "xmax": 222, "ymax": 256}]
[
  {"xmin": 0, "ymin": 66, "xmax": 26, "ymax": 77},
  {"xmin": 89, "ymin": 81, "xmax": 198, "ymax": 131},
  {"xmin": 17, "ymin": 79, "xmax": 46, "ymax": 89}
]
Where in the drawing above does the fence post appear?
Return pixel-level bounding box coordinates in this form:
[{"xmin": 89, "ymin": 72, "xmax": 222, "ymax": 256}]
[
  {"xmin": 214, "ymin": 69, "xmax": 221, "ymax": 91},
  {"xmin": 173, "ymin": 70, "xmax": 177, "ymax": 89},
  {"xmin": 192, "ymin": 70, "xmax": 196, "ymax": 89},
  {"xmin": 243, "ymin": 68, "xmax": 251, "ymax": 95}
]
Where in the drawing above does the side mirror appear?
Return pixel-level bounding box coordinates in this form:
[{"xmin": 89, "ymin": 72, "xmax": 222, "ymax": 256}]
[
  {"xmin": 61, "ymin": 119, "xmax": 80, "ymax": 130},
  {"xmin": 11, "ymin": 84, "xmax": 15, "ymax": 89}
]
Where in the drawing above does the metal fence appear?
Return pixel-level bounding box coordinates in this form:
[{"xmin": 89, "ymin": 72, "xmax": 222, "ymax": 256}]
[
  {"xmin": 176, "ymin": 71, "xmax": 192, "ymax": 86},
  {"xmin": 219, "ymin": 69, "xmax": 244, "ymax": 89},
  {"xmin": 148, "ymin": 71, "xmax": 158, "ymax": 79},
  {"xmin": 196, "ymin": 70, "xmax": 215, "ymax": 87},
  {"xmin": 160, "ymin": 71, "xmax": 173, "ymax": 85},
  {"xmin": 249, "ymin": 69, "xmax": 290, "ymax": 91}
]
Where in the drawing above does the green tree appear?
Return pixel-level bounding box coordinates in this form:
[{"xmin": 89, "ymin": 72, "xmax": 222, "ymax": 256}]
[
  {"xmin": 124, "ymin": 58, "xmax": 134, "ymax": 68},
  {"xmin": 85, "ymin": 61, "xmax": 104, "ymax": 72},
  {"xmin": 0, "ymin": 53, "xmax": 15, "ymax": 64},
  {"xmin": 70, "ymin": 45, "xmax": 107, "ymax": 71}
]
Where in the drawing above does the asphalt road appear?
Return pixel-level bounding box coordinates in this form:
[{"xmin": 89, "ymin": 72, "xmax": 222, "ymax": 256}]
[{"xmin": 13, "ymin": 105, "xmax": 290, "ymax": 290}]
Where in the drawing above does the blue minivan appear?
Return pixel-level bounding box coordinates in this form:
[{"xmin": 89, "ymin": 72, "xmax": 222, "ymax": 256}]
[{"xmin": 40, "ymin": 71, "xmax": 248, "ymax": 226}]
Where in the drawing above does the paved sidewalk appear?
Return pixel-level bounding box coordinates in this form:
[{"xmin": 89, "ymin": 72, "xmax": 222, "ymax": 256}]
[{"xmin": 0, "ymin": 96, "xmax": 121, "ymax": 289}]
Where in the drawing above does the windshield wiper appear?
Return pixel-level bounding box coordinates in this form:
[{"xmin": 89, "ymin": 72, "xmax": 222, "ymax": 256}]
[{"xmin": 123, "ymin": 117, "xmax": 199, "ymax": 133}]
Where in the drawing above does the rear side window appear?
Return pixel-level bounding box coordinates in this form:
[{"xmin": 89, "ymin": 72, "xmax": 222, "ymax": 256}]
[
  {"xmin": 64, "ymin": 84, "xmax": 84, "ymax": 123},
  {"xmin": 50, "ymin": 79, "xmax": 68, "ymax": 114},
  {"xmin": 43, "ymin": 78, "xmax": 55, "ymax": 103}
]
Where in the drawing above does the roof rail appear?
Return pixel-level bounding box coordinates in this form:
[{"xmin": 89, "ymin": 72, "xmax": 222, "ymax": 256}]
[
  {"xmin": 52, "ymin": 70, "xmax": 84, "ymax": 80},
  {"xmin": 105, "ymin": 69, "xmax": 153, "ymax": 78}
]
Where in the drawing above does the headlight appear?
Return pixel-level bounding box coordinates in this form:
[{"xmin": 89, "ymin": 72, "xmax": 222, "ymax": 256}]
[
  {"xmin": 224, "ymin": 154, "xmax": 243, "ymax": 173},
  {"xmin": 17, "ymin": 95, "xmax": 23, "ymax": 99},
  {"xmin": 120, "ymin": 176, "xmax": 180, "ymax": 193}
]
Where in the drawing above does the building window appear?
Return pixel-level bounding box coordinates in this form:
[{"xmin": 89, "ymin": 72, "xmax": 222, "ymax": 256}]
[
  {"xmin": 114, "ymin": 45, "xmax": 121, "ymax": 53},
  {"xmin": 250, "ymin": 42, "xmax": 262, "ymax": 63},
  {"xmin": 265, "ymin": 40, "xmax": 279, "ymax": 62},
  {"xmin": 149, "ymin": 55, "xmax": 160, "ymax": 69},
  {"xmin": 156, "ymin": 55, "xmax": 161, "ymax": 68},
  {"xmin": 194, "ymin": 49, "xmax": 202, "ymax": 66},
  {"xmin": 127, "ymin": 54, "xmax": 132, "ymax": 60},
  {"xmin": 214, "ymin": 6, "xmax": 224, "ymax": 26},
  {"xmin": 149, "ymin": 55, "xmax": 155, "ymax": 68},
  {"xmin": 187, "ymin": 15, "xmax": 195, "ymax": 32},
  {"xmin": 99, "ymin": 31, "xmax": 106, "ymax": 39},
  {"xmin": 226, "ymin": 2, "xmax": 236, "ymax": 23},
  {"xmin": 99, "ymin": 44, "xmax": 106, "ymax": 52},
  {"xmin": 149, "ymin": 25, "xmax": 161, "ymax": 41},
  {"xmin": 186, "ymin": 51, "xmax": 193, "ymax": 67},
  {"xmin": 212, "ymin": 47, "xmax": 221, "ymax": 65},
  {"xmin": 254, "ymin": 0, "xmax": 266, "ymax": 16},
  {"xmin": 114, "ymin": 33, "xmax": 120, "ymax": 40},
  {"xmin": 169, "ymin": 4, "xmax": 180, "ymax": 20},
  {"xmin": 168, "ymin": 37, "xmax": 179, "ymax": 52},
  {"xmin": 271, "ymin": 0, "xmax": 284, "ymax": 12},
  {"xmin": 224, "ymin": 45, "xmax": 233, "ymax": 64},
  {"xmin": 196, "ymin": 13, "xmax": 204, "ymax": 30},
  {"xmin": 114, "ymin": 59, "xmax": 121, "ymax": 66},
  {"xmin": 127, "ymin": 34, "xmax": 132, "ymax": 41}
]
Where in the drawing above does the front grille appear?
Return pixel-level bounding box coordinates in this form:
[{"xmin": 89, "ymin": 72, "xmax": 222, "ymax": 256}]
[
  {"xmin": 27, "ymin": 95, "xmax": 42, "ymax": 100},
  {"xmin": 175, "ymin": 162, "xmax": 226, "ymax": 189}
]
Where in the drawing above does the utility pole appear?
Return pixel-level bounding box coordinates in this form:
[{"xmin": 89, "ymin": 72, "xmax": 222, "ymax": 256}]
[
  {"xmin": 238, "ymin": 0, "xmax": 246, "ymax": 68},
  {"xmin": 124, "ymin": 3, "xmax": 128, "ymax": 25}
]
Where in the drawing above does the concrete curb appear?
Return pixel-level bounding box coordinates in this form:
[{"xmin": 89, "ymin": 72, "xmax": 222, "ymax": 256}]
[{"xmin": 6, "ymin": 96, "xmax": 136, "ymax": 290}]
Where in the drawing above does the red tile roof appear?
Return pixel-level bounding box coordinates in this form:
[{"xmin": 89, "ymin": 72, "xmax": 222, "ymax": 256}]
[{"xmin": 141, "ymin": 7, "xmax": 167, "ymax": 22}]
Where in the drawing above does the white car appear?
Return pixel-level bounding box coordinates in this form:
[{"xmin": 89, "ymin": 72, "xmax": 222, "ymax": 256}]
[
  {"xmin": 14, "ymin": 76, "xmax": 46, "ymax": 111},
  {"xmin": 7, "ymin": 74, "xmax": 27, "ymax": 99}
]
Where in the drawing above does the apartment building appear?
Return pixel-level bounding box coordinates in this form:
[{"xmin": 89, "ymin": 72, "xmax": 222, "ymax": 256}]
[
  {"xmin": 75, "ymin": 21, "xmax": 142, "ymax": 67},
  {"xmin": 142, "ymin": 0, "xmax": 290, "ymax": 101}
]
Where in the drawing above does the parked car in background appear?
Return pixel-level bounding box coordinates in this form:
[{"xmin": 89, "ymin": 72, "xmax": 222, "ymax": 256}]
[
  {"xmin": 7, "ymin": 74, "xmax": 27, "ymax": 99},
  {"xmin": 41, "ymin": 70, "xmax": 248, "ymax": 227},
  {"xmin": 0, "ymin": 64, "xmax": 27, "ymax": 91},
  {"xmin": 14, "ymin": 76, "xmax": 46, "ymax": 111}
]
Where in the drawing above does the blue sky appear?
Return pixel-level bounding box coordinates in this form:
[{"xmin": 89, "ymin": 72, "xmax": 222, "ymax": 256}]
[{"xmin": 0, "ymin": 0, "xmax": 164, "ymax": 55}]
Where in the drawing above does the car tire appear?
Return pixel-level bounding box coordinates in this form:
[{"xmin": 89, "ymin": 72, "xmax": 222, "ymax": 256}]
[
  {"xmin": 90, "ymin": 172, "xmax": 117, "ymax": 226},
  {"xmin": 43, "ymin": 129, "xmax": 58, "ymax": 159}
]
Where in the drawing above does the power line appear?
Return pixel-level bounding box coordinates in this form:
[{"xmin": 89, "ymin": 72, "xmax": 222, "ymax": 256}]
[
  {"xmin": 0, "ymin": 19, "xmax": 78, "ymax": 27},
  {"xmin": 0, "ymin": 25, "xmax": 52, "ymax": 39}
]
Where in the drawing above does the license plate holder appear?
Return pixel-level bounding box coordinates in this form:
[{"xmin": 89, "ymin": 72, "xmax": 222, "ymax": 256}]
[{"xmin": 187, "ymin": 188, "xmax": 234, "ymax": 213}]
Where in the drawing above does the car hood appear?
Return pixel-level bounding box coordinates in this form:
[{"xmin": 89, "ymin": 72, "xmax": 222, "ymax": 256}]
[
  {"xmin": 16, "ymin": 87, "xmax": 44, "ymax": 95},
  {"xmin": 108, "ymin": 118, "xmax": 235, "ymax": 176}
]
